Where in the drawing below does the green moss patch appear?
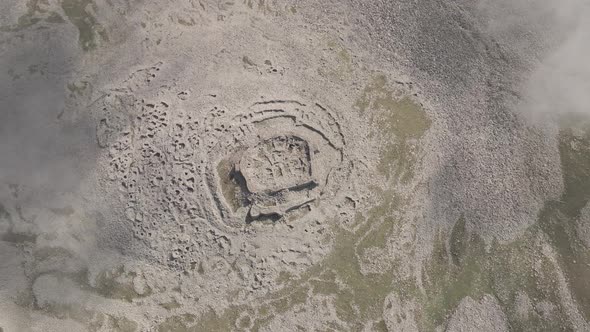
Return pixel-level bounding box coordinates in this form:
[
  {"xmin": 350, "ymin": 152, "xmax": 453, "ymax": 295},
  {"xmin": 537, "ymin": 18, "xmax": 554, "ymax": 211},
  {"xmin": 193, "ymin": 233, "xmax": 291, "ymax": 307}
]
[{"xmin": 355, "ymin": 75, "xmax": 431, "ymax": 182}]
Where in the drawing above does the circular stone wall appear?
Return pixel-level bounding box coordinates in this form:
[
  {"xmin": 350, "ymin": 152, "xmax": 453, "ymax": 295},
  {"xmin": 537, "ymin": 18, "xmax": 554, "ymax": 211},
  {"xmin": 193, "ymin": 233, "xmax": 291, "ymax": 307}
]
[{"xmin": 200, "ymin": 100, "xmax": 348, "ymax": 229}]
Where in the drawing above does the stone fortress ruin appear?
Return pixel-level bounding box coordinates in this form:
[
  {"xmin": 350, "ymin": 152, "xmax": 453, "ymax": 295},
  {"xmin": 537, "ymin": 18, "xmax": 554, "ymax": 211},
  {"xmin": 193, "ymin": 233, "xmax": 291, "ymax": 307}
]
[
  {"xmin": 229, "ymin": 133, "xmax": 318, "ymax": 222},
  {"xmin": 239, "ymin": 134, "xmax": 315, "ymax": 195},
  {"xmin": 96, "ymin": 83, "xmax": 359, "ymax": 281},
  {"xmin": 206, "ymin": 100, "xmax": 348, "ymax": 226}
]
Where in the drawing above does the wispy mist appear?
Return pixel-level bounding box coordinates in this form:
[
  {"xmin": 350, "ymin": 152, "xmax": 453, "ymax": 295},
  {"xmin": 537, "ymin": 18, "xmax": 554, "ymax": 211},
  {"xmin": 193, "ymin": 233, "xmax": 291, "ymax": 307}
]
[
  {"xmin": 474, "ymin": 0, "xmax": 590, "ymax": 118},
  {"xmin": 526, "ymin": 11, "xmax": 590, "ymax": 117}
]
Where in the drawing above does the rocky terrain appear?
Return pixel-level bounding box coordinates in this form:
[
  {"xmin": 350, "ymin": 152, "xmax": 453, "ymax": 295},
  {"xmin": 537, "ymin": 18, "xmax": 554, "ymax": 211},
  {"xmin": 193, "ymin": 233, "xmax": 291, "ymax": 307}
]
[{"xmin": 1, "ymin": 0, "xmax": 589, "ymax": 331}]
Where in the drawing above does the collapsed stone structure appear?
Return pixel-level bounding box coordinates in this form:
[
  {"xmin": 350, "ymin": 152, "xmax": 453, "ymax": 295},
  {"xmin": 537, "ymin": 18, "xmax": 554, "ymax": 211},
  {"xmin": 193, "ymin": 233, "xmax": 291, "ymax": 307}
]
[{"xmin": 206, "ymin": 100, "xmax": 347, "ymax": 226}]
